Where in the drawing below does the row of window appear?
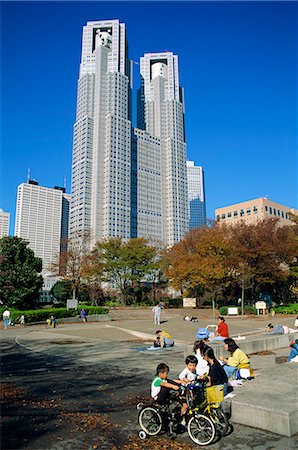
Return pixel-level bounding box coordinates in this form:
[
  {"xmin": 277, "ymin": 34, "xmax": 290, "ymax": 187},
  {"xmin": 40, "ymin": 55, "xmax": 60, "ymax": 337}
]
[{"xmin": 217, "ymin": 206, "xmax": 289, "ymax": 220}]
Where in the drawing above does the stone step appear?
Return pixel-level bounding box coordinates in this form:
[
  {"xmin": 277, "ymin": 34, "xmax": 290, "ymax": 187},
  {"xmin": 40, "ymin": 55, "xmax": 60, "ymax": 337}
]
[{"xmin": 230, "ymin": 363, "xmax": 298, "ymax": 436}]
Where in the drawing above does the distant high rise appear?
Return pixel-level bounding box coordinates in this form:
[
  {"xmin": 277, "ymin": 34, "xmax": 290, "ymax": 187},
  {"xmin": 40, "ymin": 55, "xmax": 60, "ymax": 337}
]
[
  {"xmin": 15, "ymin": 181, "xmax": 70, "ymax": 272},
  {"xmin": 137, "ymin": 52, "xmax": 189, "ymax": 246},
  {"xmin": 69, "ymin": 19, "xmax": 132, "ymax": 244},
  {"xmin": 187, "ymin": 161, "xmax": 206, "ymax": 228},
  {"xmin": 0, "ymin": 208, "xmax": 10, "ymax": 237}
]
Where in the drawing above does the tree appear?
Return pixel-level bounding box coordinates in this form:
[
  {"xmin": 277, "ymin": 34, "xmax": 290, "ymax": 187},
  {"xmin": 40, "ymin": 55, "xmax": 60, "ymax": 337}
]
[
  {"xmin": 163, "ymin": 225, "xmax": 232, "ymax": 310},
  {"xmin": 51, "ymin": 280, "xmax": 72, "ymax": 303},
  {"xmin": 58, "ymin": 231, "xmax": 91, "ymax": 300},
  {"xmin": 92, "ymin": 237, "xmax": 158, "ymax": 305},
  {"xmin": 0, "ymin": 236, "xmax": 43, "ymax": 309}
]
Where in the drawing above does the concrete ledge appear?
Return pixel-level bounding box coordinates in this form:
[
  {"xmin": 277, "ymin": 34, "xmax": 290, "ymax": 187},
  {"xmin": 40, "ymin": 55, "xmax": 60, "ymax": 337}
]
[
  {"xmin": 184, "ymin": 333, "xmax": 297, "ymax": 359},
  {"xmin": 230, "ymin": 363, "xmax": 298, "ymax": 437}
]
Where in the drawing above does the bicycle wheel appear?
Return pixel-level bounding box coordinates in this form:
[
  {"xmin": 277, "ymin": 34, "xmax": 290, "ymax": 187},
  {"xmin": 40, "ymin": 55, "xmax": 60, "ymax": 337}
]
[
  {"xmin": 187, "ymin": 413, "xmax": 216, "ymax": 446},
  {"xmin": 138, "ymin": 406, "xmax": 163, "ymax": 436},
  {"xmin": 211, "ymin": 407, "xmax": 229, "ymax": 436}
]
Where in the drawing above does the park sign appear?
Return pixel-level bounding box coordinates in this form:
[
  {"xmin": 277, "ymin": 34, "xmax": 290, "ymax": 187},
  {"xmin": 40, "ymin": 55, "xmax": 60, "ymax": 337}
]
[
  {"xmin": 183, "ymin": 297, "xmax": 196, "ymax": 308},
  {"xmin": 67, "ymin": 299, "xmax": 78, "ymax": 310}
]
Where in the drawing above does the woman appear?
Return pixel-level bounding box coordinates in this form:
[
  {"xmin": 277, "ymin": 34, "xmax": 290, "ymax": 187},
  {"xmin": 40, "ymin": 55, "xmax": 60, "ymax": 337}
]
[
  {"xmin": 193, "ymin": 340, "xmax": 209, "ymax": 377},
  {"xmin": 203, "ymin": 347, "xmax": 228, "ymax": 395},
  {"xmin": 220, "ymin": 338, "xmax": 250, "ymax": 378}
]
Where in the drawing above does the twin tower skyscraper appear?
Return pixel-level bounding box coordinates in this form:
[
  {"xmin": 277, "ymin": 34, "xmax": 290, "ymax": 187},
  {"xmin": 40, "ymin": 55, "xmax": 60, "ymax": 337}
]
[{"xmin": 70, "ymin": 19, "xmax": 189, "ymax": 247}]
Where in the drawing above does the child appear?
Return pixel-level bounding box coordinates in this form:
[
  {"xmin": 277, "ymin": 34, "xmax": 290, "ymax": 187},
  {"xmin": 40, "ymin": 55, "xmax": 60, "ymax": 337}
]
[
  {"xmin": 178, "ymin": 355, "xmax": 198, "ymax": 384},
  {"xmin": 151, "ymin": 363, "xmax": 188, "ymax": 420},
  {"xmin": 203, "ymin": 347, "xmax": 228, "ymax": 394}
]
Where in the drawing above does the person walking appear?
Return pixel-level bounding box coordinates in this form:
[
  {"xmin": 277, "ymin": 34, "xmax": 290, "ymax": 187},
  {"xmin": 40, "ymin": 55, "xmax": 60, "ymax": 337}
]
[
  {"xmin": 152, "ymin": 303, "xmax": 162, "ymax": 325},
  {"xmin": 20, "ymin": 315, "xmax": 25, "ymax": 326},
  {"xmin": 80, "ymin": 308, "xmax": 88, "ymax": 323},
  {"xmin": 3, "ymin": 308, "xmax": 10, "ymax": 330}
]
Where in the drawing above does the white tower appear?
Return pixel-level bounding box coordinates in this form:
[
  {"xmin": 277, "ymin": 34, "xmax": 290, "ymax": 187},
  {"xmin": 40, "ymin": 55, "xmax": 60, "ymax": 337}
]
[
  {"xmin": 137, "ymin": 52, "xmax": 189, "ymax": 246},
  {"xmin": 187, "ymin": 161, "xmax": 206, "ymax": 228},
  {"xmin": 69, "ymin": 20, "xmax": 132, "ymax": 244}
]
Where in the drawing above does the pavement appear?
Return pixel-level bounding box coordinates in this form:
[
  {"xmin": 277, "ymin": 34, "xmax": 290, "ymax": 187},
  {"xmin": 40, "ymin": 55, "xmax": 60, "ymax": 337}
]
[{"xmin": 1, "ymin": 308, "xmax": 298, "ymax": 449}]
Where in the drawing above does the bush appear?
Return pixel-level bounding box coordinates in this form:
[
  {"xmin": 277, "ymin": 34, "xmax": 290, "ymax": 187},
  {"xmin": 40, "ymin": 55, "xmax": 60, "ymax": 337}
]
[
  {"xmin": 219, "ymin": 306, "xmax": 257, "ymax": 315},
  {"xmin": 1, "ymin": 306, "xmax": 109, "ymax": 324},
  {"xmin": 273, "ymin": 304, "xmax": 298, "ymax": 315}
]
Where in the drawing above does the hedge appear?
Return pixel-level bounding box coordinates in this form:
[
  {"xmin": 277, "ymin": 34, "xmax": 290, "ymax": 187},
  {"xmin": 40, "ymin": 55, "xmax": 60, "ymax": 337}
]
[
  {"xmin": 0, "ymin": 306, "xmax": 108, "ymax": 324},
  {"xmin": 219, "ymin": 306, "xmax": 257, "ymax": 315},
  {"xmin": 273, "ymin": 304, "xmax": 298, "ymax": 315}
]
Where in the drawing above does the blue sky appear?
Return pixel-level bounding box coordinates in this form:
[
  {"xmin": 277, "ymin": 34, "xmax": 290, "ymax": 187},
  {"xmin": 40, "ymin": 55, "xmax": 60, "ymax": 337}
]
[{"xmin": 1, "ymin": 1, "xmax": 297, "ymax": 234}]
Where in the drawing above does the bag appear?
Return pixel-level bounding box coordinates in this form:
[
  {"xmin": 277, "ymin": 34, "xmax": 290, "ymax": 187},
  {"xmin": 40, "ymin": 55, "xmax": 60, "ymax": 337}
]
[
  {"xmin": 196, "ymin": 328, "xmax": 210, "ymax": 340},
  {"xmin": 206, "ymin": 385, "xmax": 224, "ymax": 405}
]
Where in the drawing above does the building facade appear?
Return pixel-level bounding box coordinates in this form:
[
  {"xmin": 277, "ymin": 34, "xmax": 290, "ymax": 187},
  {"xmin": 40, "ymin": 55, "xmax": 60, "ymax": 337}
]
[
  {"xmin": 15, "ymin": 181, "xmax": 70, "ymax": 272},
  {"xmin": 70, "ymin": 21, "xmax": 189, "ymax": 247},
  {"xmin": 186, "ymin": 161, "xmax": 206, "ymax": 229},
  {"xmin": 215, "ymin": 198, "xmax": 297, "ymax": 226},
  {"xmin": 0, "ymin": 208, "xmax": 10, "ymax": 238},
  {"xmin": 69, "ymin": 19, "xmax": 132, "ymax": 244},
  {"xmin": 137, "ymin": 52, "xmax": 189, "ymax": 246}
]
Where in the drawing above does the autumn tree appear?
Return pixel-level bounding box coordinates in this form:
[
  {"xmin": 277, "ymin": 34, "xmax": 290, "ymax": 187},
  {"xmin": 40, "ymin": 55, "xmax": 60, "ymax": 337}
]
[
  {"xmin": 57, "ymin": 231, "xmax": 91, "ymax": 301},
  {"xmin": 91, "ymin": 237, "xmax": 158, "ymax": 305},
  {"xmin": 0, "ymin": 236, "xmax": 43, "ymax": 309},
  {"xmin": 163, "ymin": 225, "xmax": 232, "ymax": 307}
]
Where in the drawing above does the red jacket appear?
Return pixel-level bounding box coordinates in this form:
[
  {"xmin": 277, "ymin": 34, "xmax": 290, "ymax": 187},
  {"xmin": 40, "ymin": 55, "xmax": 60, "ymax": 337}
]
[{"xmin": 218, "ymin": 322, "xmax": 229, "ymax": 337}]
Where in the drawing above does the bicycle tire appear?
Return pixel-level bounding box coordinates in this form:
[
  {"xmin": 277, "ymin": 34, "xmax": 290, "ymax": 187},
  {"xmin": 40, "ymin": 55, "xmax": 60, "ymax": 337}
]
[
  {"xmin": 210, "ymin": 407, "xmax": 229, "ymax": 436},
  {"xmin": 187, "ymin": 413, "xmax": 216, "ymax": 446},
  {"xmin": 138, "ymin": 406, "xmax": 163, "ymax": 436}
]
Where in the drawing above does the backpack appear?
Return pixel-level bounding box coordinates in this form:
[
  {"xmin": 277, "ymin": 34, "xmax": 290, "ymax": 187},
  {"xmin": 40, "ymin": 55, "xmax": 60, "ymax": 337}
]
[{"xmin": 196, "ymin": 328, "xmax": 210, "ymax": 340}]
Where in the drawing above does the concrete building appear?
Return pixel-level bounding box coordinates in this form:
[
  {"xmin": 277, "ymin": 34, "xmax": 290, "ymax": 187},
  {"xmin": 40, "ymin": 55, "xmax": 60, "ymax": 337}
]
[
  {"xmin": 215, "ymin": 198, "xmax": 298, "ymax": 226},
  {"xmin": 0, "ymin": 208, "xmax": 10, "ymax": 237},
  {"xmin": 69, "ymin": 19, "xmax": 132, "ymax": 244},
  {"xmin": 186, "ymin": 161, "xmax": 206, "ymax": 229},
  {"xmin": 15, "ymin": 181, "xmax": 70, "ymax": 272},
  {"xmin": 137, "ymin": 52, "xmax": 189, "ymax": 246}
]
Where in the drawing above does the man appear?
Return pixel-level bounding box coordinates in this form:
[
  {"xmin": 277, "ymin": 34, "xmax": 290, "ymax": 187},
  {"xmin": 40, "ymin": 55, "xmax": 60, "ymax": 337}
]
[
  {"xmin": 210, "ymin": 316, "xmax": 229, "ymax": 342},
  {"xmin": 152, "ymin": 303, "xmax": 162, "ymax": 325},
  {"xmin": 267, "ymin": 323, "xmax": 284, "ymax": 335},
  {"xmin": 3, "ymin": 309, "xmax": 10, "ymax": 330}
]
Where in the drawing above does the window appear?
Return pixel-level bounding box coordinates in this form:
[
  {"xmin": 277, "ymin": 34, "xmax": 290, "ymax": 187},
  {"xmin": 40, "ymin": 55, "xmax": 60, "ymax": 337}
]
[{"xmin": 234, "ymin": 211, "xmax": 238, "ymax": 217}]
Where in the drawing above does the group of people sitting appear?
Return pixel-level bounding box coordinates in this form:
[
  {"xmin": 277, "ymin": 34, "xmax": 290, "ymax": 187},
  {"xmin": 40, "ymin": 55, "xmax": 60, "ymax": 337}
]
[{"xmin": 150, "ymin": 337, "xmax": 251, "ymax": 426}]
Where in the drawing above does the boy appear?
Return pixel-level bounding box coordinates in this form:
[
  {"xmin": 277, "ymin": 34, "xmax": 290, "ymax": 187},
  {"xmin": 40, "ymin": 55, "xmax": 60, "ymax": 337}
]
[
  {"xmin": 151, "ymin": 363, "xmax": 187, "ymax": 421},
  {"xmin": 178, "ymin": 355, "xmax": 198, "ymax": 384}
]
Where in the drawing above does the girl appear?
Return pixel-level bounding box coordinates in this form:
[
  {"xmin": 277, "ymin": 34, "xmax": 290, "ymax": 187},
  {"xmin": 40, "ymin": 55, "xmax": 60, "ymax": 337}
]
[{"xmin": 193, "ymin": 340, "xmax": 210, "ymax": 377}]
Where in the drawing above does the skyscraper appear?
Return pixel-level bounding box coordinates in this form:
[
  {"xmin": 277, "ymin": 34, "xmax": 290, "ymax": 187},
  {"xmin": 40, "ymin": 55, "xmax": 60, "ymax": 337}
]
[
  {"xmin": 137, "ymin": 52, "xmax": 189, "ymax": 246},
  {"xmin": 70, "ymin": 21, "xmax": 189, "ymax": 247},
  {"xmin": 15, "ymin": 181, "xmax": 70, "ymax": 272},
  {"xmin": 69, "ymin": 19, "xmax": 132, "ymax": 244},
  {"xmin": 186, "ymin": 161, "xmax": 206, "ymax": 229},
  {"xmin": 0, "ymin": 208, "xmax": 10, "ymax": 237}
]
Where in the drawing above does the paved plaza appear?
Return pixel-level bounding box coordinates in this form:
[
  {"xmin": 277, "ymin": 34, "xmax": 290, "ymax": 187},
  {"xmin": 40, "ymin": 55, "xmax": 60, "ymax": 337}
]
[{"xmin": 1, "ymin": 308, "xmax": 298, "ymax": 449}]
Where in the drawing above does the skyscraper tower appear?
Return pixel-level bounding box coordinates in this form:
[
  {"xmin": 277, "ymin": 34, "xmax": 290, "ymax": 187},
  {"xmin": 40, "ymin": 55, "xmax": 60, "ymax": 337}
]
[
  {"xmin": 137, "ymin": 52, "xmax": 189, "ymax": 246},
  {"xmin": 187, "ymin": 161, "xmax": 206, "ymax": 229},
  {"xmin": 69, "ymin": 20, "xmax": 132, "ymax": 243}
]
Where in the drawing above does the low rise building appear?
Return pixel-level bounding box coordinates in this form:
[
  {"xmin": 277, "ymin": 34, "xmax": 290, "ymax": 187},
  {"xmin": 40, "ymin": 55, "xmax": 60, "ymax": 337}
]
[{"xmin": 215, "ymin": 198, "xmax": 297, "ymax": 226}]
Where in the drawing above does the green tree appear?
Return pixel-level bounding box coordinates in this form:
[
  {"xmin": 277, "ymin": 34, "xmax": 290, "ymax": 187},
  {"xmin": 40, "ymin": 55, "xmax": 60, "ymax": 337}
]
[
  {"xmin": 92, "ymin": 237, "xmax": 158, "ymax": 305},
  {"xmin": 51, "ymin": 280, "xmax": 72, "ymax": 303},
  {"xmin": 0, "ymin": 236, "xmax": 43, "ymax": 309}
]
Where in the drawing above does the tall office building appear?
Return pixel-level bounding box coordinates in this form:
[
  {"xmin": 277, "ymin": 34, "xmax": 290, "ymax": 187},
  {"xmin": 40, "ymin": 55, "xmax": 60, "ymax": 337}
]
[
  {"xmin": 15, "ymin": 181, "xmax": 70, "ymax": 272},
  {"xmin": 137, "ymin": 52, "xmax": 189, "ymax": 246},
  {"xmin": 70, "ymin": 21, "xmax": 189, "ymax": 247},
  {"xmin": 69, "ymin": 19, "xmax": 132, "ymax": 244},
  {"xmin": 0, "ymin": 208, "xmax": 10, "ymax": 237},
  {"xmin": 187, "ymin": 161, "xmax": 206, "ymax": 229}
]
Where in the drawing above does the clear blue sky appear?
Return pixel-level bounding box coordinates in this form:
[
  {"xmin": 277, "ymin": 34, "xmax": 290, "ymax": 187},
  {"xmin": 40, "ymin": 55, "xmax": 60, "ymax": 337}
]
[{"xmin": 1, "ymin": 1, "xmax": 297, "ymax": 234}]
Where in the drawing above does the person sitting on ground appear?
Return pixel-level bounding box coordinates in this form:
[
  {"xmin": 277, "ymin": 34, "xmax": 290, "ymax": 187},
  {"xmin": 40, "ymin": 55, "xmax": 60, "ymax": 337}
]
[
  {"xmin": 210, "ymin": 316, "xmax": 229, "ymax": 341},
  {"xmin": 153, "ymin": 336, "xmax": 161, "ymax": 348},
  {"xmin": 294, "ymin": 316, "xmax": 298, "ymax": 329},
  {"xmin": 267, "ymin": 323, "xmax": 284, "ymax": 335},
  {"xmin": 219, "ymin": 338, "xmax": 250, "ymax": 379},
  {"xmin": 288, "ymin": 339, "xmax": 298, "ymax": 362},
  {"xmin": 155, "ymin": 330, "xmax": 174, "ymax": 348},
  {"xmin": 178, "ymin": 355, "xmax": 198, "ymax": 384},
  {"xmin": 193, "ymin": 340, "xmax": 210, "ymax": 377},
  {"xmin": 151, "ymin": 363, "xmax": 188, "ymax": 423},
  {"xmin": 202, "ymin": 347, "xmax": 228, "ymax": 395}
]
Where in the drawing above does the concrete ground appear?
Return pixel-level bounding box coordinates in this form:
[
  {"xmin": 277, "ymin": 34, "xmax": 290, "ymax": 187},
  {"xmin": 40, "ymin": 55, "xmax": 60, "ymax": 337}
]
[{"xmin": 1, "ymin": 308, "xmax": 298, "ymax": 449}]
